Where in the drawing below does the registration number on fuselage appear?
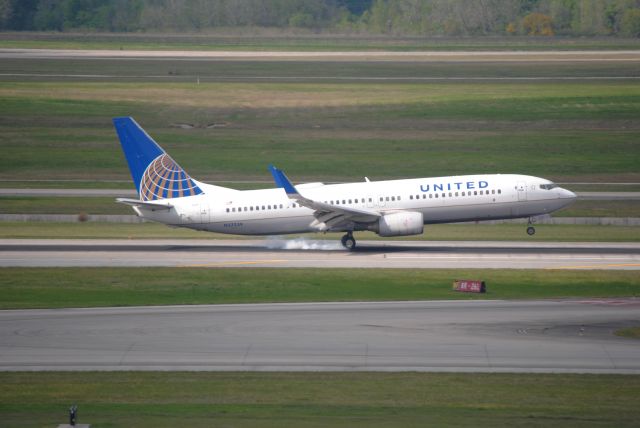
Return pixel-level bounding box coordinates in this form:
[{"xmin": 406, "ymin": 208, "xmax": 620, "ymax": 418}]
[{"xmin": 224, "ymin": 222, "xmax": 244, "ymax": 228}]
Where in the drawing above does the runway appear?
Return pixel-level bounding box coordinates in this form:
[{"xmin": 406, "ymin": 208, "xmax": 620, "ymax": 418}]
[
  {"xmin": 1, "ymin": 300, "xmax": 638, "ymax": 373},
  {"xmin": 3, "ymin": 48, "xmax": 640, "ymax": 62},
  {"xmin": 1, "ymin": 239, "xmax": 639, "ymax": 270}
]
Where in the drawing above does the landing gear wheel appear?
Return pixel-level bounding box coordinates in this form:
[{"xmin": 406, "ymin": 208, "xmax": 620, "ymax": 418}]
[
  {"xmin": 526, "ymin": 226, "xmax": 536, "ymax": 236},
  {"xmin": 341, "ymin": 233, "xmax": 356, "ymax": 250}
]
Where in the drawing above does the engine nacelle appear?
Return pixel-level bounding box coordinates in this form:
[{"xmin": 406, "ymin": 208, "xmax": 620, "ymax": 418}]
[{"xmin": 370, "ymin": 211, "xmax": 424, "ymax": 237}]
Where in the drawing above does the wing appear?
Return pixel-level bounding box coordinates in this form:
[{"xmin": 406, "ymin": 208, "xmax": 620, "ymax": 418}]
[
  {"xmin": 116, "ymin": 197, "xmax": 173, "ymax": 211},
  {"xmin": 269, "ymin": 165, "xmax": 380, "ymax": 231}
]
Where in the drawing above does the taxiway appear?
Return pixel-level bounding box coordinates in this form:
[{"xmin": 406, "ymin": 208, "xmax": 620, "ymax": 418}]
[{"xmin": 1, "ymin": 300, "xmax": 638, "ymax": 373}]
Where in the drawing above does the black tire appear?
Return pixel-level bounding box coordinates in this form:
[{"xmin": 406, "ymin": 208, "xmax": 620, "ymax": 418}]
[
  {"xmin": 341, "ymin": 235, "xmax": 356, "ymax": 250},
  {"xmin": 526, "ymin": 226, "xmax": 536, "ymax": 236}
]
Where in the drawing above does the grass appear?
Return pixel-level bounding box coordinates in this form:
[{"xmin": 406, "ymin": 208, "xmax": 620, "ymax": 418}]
[
  {"xmin": 553, "ymin": 200, "xmax": 640, "ymax": 217},
  {"xmin": 0, "ymin": 196, "xmax": 132, "ymax": 215},
  {"xmin": 0, "ymin": 180, "xmax": 133, "ymax": 189},
  {"xmin": 1, "ymin": 267, "xmax": 638, "ymax": 309},
  {"xmin": 1, "ymin": 81, "xmax": 639, "ymax": 183},
  {"xmin": 0, "ymin": 46, "xmax": 639, "ymax": 187},
  {"xmin": 1, "ymin": 31, "xmax": 640, "ymax": 51},
  {"xmin": 4, "ymin": 57, "xmax": 640, "ymax": 81},
  {"xmin": 615, "ymin": 327, "xmax": 640, "ymax": 339},
  {"xmin": 0, "ymin": 371, "xmax": 638, "ymax": 427},
  {"xmin": 562, "ymin": 183, "xmax": 640, "ymax": 191},
  {"xmin": 3, "ymin": 81, "xmax": 639, "ymax": 114}
]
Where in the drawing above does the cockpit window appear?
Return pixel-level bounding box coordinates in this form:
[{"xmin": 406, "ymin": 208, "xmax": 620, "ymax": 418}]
[{"xmin": 539, "ymin": 183, "xmax": 558, "ymax": 190}]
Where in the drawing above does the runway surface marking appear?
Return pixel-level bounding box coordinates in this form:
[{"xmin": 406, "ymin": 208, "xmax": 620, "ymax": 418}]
[{"xmin": 1, "ymin": 300, "xmax": 638, "ymax": 373}]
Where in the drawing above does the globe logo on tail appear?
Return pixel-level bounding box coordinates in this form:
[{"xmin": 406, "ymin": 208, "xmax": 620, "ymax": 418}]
[{"xmin": 139, "ymin": 154, "xmax": 203, "ymax": 201}]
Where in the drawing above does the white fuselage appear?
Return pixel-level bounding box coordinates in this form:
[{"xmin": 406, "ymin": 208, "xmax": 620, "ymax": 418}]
[{"xmin": 134, "ymin": 174, "xmax": 576, "ymax": 236}]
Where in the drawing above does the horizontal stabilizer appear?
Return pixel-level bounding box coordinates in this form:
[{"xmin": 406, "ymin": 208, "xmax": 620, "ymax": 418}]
[{"xmin": 116, "ymin": 197, "xmax": 173, "ymax": 210}]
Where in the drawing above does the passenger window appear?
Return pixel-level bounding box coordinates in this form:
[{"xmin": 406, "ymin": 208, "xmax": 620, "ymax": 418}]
[
  {"xmin": 435, "ymin": 194, "xmax": 438, "ymax": 198},
  {"xmin": 226, "ymin": 208, "xmax": 229, "ymax": 213},
  {"xmin": 474, "ymin": 191, "xmax": 477, "ymax": 196},
  {"xmin": 498, "ymin": 189, "xmax": 502, "ymax": 194},
  {"xmin": 391, "ymin": 196, "xmax": 395, "ymax": 201},
  {"xmin": 455, "ymin": 192, "xmax": 459, "ymax": 197},
  {"xmin": 410, "ymin": 195, "xmax": 413, "ymax": 200},
  {"xmin": 398, "ymin": 196, "xmax": 401, "ymax": 201},
  {"xmin": 423, "ymin": 194, "xmax": 426, "ymax": 199},
  {"xmin": 462, "ymin": 192, "xmax": 465, "ymax": 196},
  {"xmin": 349, "ymin": 199, "xmax": 352, "ymax": 204},
  {"xmin": 442, "ymin": 193, "xmax": 445, "ymax": 198},
  {"xmin": 449, "ymin": 192, "xmax": 452, "ymax": 197},
  {"xmin": 386, "ymin": 197, "xmax": 389, "ymax": 201},
  {"xmin": 429, "ymin": 194, "xmax": 432, "ymax": 199}
]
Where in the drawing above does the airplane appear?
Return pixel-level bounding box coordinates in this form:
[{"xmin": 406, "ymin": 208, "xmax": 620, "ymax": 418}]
[{"xmin": 113, "ymin": 117, "xmax": 577, "ymax": 250}]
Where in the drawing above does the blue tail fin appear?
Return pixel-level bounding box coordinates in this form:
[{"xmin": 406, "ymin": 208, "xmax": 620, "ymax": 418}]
[{"xmin": 113, "ymin": 117, "xmax": 203, "ymax": 201}]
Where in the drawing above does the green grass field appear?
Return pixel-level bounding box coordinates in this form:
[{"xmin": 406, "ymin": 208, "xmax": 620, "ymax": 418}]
[
  {"xmin": 2, "ymin": 31, "xmax": 640, "ymax": 51},
  {"xmin": 4, "ymin": 57, "xmax": 640, "ymax": 80},
  {"xmin": 1, "ymin": 267, "xmax": 638, "ymax": 309},
  {"xmin": 1, "ymin": 371, "xmax": 638, "ymax": 427},
  {"xmin": 1, "ymin": 74, "xmax": 639, "ymax": 183},
  {"xmin": 616, "ymin": 327, "xmax": 640, "ymax": 339}
]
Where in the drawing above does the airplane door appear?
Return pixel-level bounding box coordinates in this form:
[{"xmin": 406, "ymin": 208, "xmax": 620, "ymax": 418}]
[
  {"xmin": 516, "ymin": 181, "xmax": 527, "ymax": 201},
  {"xmin": 199, "ymin": 203, "xmax": 209, "ymax": 223}
]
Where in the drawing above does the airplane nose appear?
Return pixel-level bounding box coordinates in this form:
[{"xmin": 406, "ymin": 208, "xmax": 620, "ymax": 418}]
[{"xmin": 560, "ymin": 188, "xmax": 577, "ymax": 200}]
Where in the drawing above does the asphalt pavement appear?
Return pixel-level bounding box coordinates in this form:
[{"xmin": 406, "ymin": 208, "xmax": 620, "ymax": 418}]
[
  {"xmin": 1, "ymin": 239, "xmax": 638, "ymax": 269},
  {"xmin": 1, "ymin": 300, "xmax": 638, "ymax": 373}
]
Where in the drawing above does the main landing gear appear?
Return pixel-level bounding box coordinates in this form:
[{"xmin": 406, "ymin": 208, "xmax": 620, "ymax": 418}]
[
  {"xmin": 526, "ymin": 217, "xmax": 536, "ymax": 236},
  {"xmin": 341, "ymin": 232, "xmax": 356, "ymax": 250}
]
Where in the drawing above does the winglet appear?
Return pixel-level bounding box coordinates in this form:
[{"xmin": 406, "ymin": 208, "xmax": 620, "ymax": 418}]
[{"xmin": 268, "ymin": 165, "xmax": 298, "ymax": 196}]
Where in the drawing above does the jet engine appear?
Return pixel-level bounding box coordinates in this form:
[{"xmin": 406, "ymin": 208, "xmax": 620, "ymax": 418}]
[{"xmin": 369, "ymin": 211, "xmax": 424, "ymax": 237}]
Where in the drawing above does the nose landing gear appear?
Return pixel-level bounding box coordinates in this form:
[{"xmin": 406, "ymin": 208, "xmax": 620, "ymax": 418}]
[{"xmin": 341, "ymin": 232, "xmax": 356, "ymax": 250}]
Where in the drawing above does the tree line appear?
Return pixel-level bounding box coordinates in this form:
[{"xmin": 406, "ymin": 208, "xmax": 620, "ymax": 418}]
[{"xmin": 2, "ymin": 0, "xmax": 640, "ymax": 37}]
